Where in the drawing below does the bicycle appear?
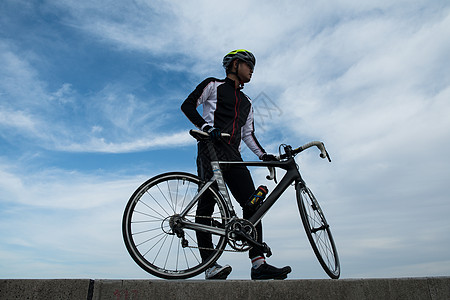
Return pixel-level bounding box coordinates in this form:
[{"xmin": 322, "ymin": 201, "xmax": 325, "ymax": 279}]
[{"xmin": 122, "ymin": 129, "xmax": 340, "ymax": 279}]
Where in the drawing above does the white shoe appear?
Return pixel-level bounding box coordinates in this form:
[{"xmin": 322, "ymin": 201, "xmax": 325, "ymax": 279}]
[{"xmin": 205, "ymin": 263, "xmax": 232, "ymax": 279}]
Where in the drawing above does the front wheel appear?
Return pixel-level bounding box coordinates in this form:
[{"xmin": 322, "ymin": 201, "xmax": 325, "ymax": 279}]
[
  {"xmin": 297, "ymin": 185, "xmax": 340, "ymax": 279},
  {"xmin": 122, "ymin": 172, "xmax": 229, "ymax": 279}
]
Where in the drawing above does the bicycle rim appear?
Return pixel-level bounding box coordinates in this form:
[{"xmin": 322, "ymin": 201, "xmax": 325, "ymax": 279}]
[
  {"xmin": 122, "ymin": 172, "xmax": 229, "ymax": 279},
  {"xmin": 297, "ymin": 185, "xmax": 340, "ymax": 279}
]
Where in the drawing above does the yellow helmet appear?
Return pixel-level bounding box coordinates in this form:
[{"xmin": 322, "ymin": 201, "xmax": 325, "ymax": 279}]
[{"xmin": 222, "ymin": 49, "xmax": 256, "ymax": 71}]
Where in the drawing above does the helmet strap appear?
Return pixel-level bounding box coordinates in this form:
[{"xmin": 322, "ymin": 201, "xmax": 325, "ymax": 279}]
[{"xmin": 228, "ymin": 61, "xmax": 244, "ymax": 89}]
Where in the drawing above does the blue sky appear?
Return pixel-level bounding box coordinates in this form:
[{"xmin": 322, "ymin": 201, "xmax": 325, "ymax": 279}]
[{"xmin": 1, "ymin": 0, "xmax": 450, "ymax": 279}]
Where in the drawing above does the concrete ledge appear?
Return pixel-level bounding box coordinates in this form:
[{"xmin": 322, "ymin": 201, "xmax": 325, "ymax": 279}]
[
  {"xmin": 1, "ymin": 277, "xmax": 449, "ymax": 300},
  {"xmin": 0, "ymin": 279, "xmax": 93, "ymax": 300}
]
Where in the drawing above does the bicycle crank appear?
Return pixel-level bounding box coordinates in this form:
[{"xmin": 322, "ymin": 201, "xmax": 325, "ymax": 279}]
[{"xmin": 225, "ymin": 219, "xmax": 272, "ymax": 257}]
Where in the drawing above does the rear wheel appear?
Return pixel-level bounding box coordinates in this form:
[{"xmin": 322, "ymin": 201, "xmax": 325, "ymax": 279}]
[
  {"xmin": 297, "ymin": 185, "xmax": 340, "ymax": 279},
  {"xmin": 122, "ymin": 172, "xmax": 229, "ymax": 279}
]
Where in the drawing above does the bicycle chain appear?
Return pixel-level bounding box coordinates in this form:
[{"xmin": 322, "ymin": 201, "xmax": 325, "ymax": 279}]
[
  {"xmin": 185, "ymin": 214, "xmax": 230, "ymax": 221},
  {"xmin": 184, "ymin": 245, "xmax": 240, "ymax": 253}
]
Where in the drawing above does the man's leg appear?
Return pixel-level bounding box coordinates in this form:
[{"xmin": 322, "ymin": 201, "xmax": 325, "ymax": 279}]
[
  {"xmin": 222, "ymin": 165, "xmax": 264, "ymax": 259},
  {"xmin": 196, "ymin": 142, "xmax": 232, "ymax": 279},
  {"xmin": 196, "ymin": 142, "xmax": 215, "ymax": 261},
  {"xmin": 223, "ymin": 164, "xmax": 292, "ymax": 280}
]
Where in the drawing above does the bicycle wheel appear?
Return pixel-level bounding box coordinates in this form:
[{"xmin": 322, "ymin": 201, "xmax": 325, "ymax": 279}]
[
  {"xmin": 122, "ymin": 172, "xmax": 229, "ymax": 279},
  {"xmin": 297, "ymin": 185, "xmax": 340, "ymax": 279}
]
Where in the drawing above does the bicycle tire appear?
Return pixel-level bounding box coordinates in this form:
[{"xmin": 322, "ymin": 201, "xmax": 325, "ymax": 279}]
[
  {"xmin": 297, "ymin": 185, "xmax": 340, "ymax": 279},
  {"xmin": 122, "ymin": 172, "xmax": 229, "ymax": 279}
]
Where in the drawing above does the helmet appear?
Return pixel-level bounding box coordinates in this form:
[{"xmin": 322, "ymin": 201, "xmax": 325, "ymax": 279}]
[{"xmin": 222, "ymin": 49, "xmax": 256, "ymax": 71}]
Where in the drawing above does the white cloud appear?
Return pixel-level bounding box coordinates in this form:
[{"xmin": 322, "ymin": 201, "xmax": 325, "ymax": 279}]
[
  {"xmin": 0, "ymin": 108, "xmax": 39, "ymax": 134},
  {"xmin": 0, "ymin": 39, "xmax": 192, "ymax": 153},
  {"xmin": 0, "ymin": 161, "xmax": 147, "ymax": 278},
  {"xmin": 0, "ymin": 150, "xmax": 186, "ymax": 280},
  {"xmin": 272, "ymin": 4, "xmax": 450, "ymax": 157},
  {"xmin": 57, "ymin": 130, "xmax": 193, "ymax": 153},
  {"xmin": 0, "ymin": 42, "xmax": 46, "ymax": 103}
]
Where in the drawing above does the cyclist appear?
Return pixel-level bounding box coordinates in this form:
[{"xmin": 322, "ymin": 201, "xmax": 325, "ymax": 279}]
[{"xmin": 181, "ymin": 49, "xmax": 292, "ymax": 280}]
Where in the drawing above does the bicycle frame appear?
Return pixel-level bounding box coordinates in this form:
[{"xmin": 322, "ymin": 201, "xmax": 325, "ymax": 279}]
[
  {"xmin": 221, "ymin": 158, "xmax": 304, "ymax": 226},
  {"xmin": 179, "ymin": 152, "xmax": 306, "ymax": 237}
]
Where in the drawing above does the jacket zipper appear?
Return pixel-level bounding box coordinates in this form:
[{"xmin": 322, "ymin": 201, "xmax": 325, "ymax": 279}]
[{"xmin": 229, "ymin": 89, "xmax": 241, "ymax": 144}]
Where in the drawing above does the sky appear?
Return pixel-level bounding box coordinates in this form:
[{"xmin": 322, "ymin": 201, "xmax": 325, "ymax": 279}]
[{"xmin": 1, "ymin": 0, "xmax": 450, "ymax": 280}]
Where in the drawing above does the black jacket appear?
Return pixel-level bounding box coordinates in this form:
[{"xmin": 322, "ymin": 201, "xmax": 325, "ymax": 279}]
[{"xmin": 181, "ymin": 77, "xmax": 265, "ymax": 158}]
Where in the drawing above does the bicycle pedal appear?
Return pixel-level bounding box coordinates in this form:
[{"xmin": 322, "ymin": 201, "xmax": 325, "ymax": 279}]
[{"xmin": 263, "ymin": 243, "xmax": 272, "ymax": 257}]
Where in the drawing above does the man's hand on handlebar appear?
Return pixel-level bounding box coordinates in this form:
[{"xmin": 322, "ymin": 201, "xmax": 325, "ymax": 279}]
[
  {"xmin": 203, "ymin": 125, "xmax": 221, "ymax": 141},
  {"xmin": 261, "ymin": 153, "xmax": 278, "ymax": 161},
  {"xmin": 262, "ymin": 154, "xmax": 278, "ymax": 182}
]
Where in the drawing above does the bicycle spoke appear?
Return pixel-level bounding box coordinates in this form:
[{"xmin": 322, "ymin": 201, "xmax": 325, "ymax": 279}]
[
  {"xmin": 133, "ymin": 209, "xmax": 164, "ymax": 220},
  {"xmin": 133, "ymin": 227, "xmax": 164, "ymax": 236},
  {"xmin": 176, "ymin": 238, "xmax": 180, "ymax": 271},
  {"xmin": 174, "ymin": 179, "xmax": 180, "ymax": 213},
  {"xmin": 164, "ymin": 180, "xmax": 176, "ymax": 214},
  {"xmin": 136, "ymin": 199, "xmax": 166, "ymax": 220},
  {"xmin": 131, "ymin": 219, "xmax": 162, "ymax": 224},
  {"xmin": 152, "ymin": 233, "xmax": 169, "ymax": 264},
  {"xmin": 140, "ymin": 232, "xmax": 166, "ymax": 254},
  {"xmin": 155, "ymin": 184, "xmax": 176, "ymax": 215},
  {"xmin": 164, "ymin": 234, "xmax": 175, "ymax": 269},
  {"xmin": 183, "ymin": 245, "xmax": 190, "ymax": 269},
  {"xmin": 146, "ymin": 189, "xmax": 172, "ymax": 217},
  {"xmin": 180, "ymin": 180, "xmax": 191, "ymax": 211}
]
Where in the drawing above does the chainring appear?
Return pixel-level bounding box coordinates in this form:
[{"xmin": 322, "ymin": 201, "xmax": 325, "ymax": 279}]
[{"xmin": 225, "ymin": 218, "xmax": 257, "ymax": 251}]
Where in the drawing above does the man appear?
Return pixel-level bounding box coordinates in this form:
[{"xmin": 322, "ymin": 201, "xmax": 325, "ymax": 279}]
[{"xmin": 181, "ymin": 49, "xmax": 291, "ymax": 280}]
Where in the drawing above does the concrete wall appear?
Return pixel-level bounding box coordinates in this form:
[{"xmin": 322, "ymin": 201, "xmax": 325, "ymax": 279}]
[
  {"xmin": 0, "ymin": 279, "xmax": 93, "ymax": 300},
  {"xmin": 1, "ymin": 277, "xmax": 449, "ymax": 300}
]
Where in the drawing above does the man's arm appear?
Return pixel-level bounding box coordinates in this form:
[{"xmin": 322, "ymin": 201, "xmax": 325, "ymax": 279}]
[
  {"xmin": 181, "ymin": 78, "xmax": 215, "ymax": 129},
  {"xmin": 242, "ymin": 106, "xmax": 266, "ymax": 159}
]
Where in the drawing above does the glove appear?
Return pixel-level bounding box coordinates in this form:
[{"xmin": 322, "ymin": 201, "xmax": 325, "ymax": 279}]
[
  {"xmin": 203, "ymin": 125, "xmax": 221, "ymax": 141},
  {"xmin": 261, "ymin": 153, "xmax": 278, "ymax": 161}
]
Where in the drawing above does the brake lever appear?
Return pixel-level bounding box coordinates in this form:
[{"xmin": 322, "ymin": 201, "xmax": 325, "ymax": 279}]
[
  {"xmin": 319, "ymin": 142, "xmax": 332, "ymax": 162},
  {"xmin": 325, "ymin": 150, "xmax": 331, "ymax": 162},
  {"xmin": 266, "ymin": 167, "xmax": 277, "ymax": 183}
]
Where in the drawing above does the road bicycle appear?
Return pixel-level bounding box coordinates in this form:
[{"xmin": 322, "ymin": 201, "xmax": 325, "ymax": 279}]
[{"xmin": 122, "ymin": 130, "xmax": 340, "ymax": 279}]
